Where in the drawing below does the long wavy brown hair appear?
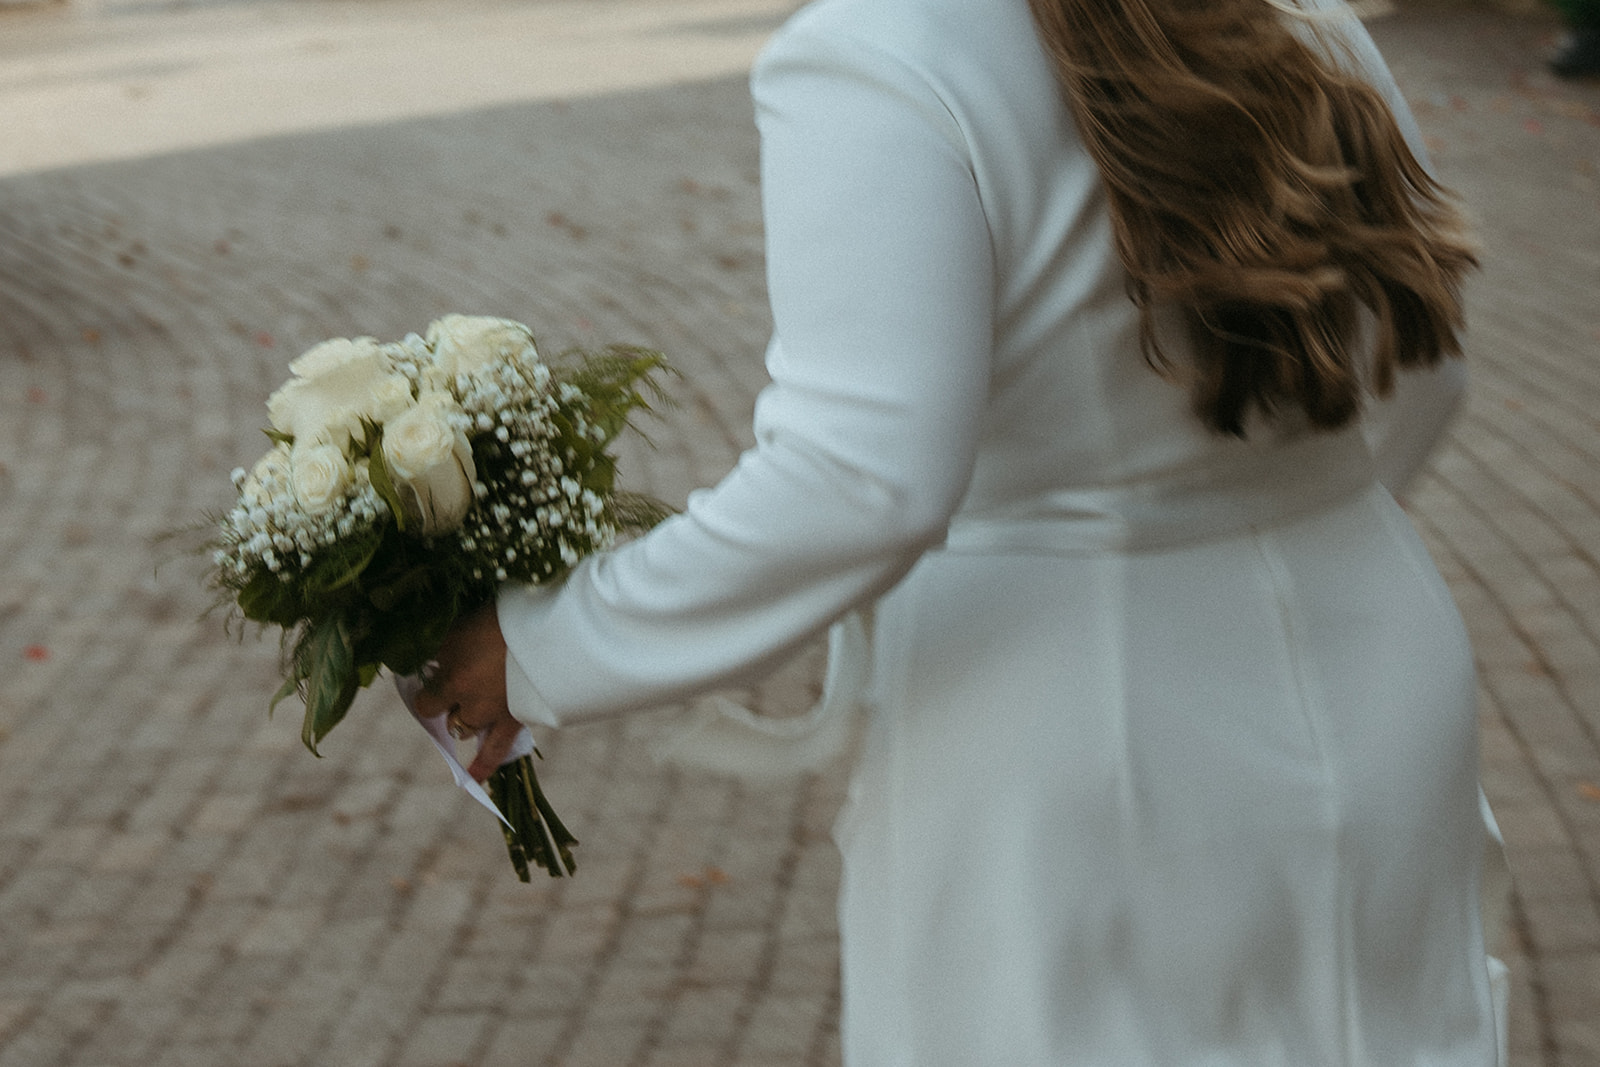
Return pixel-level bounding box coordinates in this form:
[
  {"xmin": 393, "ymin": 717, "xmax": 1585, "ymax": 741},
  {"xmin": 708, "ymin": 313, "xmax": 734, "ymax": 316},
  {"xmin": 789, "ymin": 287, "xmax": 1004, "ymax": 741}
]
[{"xmin": 1028, "ymin": 0, "xmax": 1478, "ymax": 435}]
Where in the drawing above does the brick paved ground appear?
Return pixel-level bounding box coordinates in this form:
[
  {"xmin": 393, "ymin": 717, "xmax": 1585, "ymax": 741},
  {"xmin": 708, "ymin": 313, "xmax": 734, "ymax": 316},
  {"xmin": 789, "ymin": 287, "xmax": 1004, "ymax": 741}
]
[{"xmin": 0, "ymin": 1, "xmax": 1596, "ymax": 1065}]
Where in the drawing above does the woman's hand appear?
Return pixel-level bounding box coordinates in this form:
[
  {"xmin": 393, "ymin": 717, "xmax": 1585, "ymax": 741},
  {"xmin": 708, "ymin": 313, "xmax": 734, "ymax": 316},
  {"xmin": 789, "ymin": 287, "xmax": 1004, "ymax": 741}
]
[{"xmin": 413, "ymin": 603, "xmax": 523, "ymax": 781}]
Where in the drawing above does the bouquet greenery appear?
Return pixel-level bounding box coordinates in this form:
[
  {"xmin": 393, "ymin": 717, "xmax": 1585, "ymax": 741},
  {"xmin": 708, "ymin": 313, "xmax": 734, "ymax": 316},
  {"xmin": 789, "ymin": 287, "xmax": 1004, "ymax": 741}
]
[{"xmin": 208, "ymin": 315, "xmax": 670, "ymax": 879}]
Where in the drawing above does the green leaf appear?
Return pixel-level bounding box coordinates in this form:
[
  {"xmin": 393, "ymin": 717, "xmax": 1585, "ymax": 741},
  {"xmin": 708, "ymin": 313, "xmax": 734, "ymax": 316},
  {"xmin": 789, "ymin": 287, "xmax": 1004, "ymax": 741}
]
[
  {"xmin": 302, "ymin": 529, "xmax": 383, "ymax": 596},
  {"xmin": 263, "ymin": 428, "xmax": 294, "ymax": 447},
  {"xmin": 299, "ymin": 616, "xmax": 360, "ymax": 755},
  {"xmin": 238, "ymin": 571, "xmax": 303, "ymax": 626},
  {"xmin": 613, "ymin": 490, "xmax": 675, "ymax": 533},
  {"xmin": 366, "ymin": 564, "xmax": 435, "ymax": 612},
  {"xmin": 364, "ymin": 603, "xmax": 456, "ymax": 678},
  {"xmin": 586, "ymin": 453, "xmax": 617, "ymax": 496},
  {"xmin": 366, "ymin": 433, "xmax": 409, "ymax": 534},
  {"xmin": 268, "ymin": 673, "xmax": 300, "ymax": 717}
]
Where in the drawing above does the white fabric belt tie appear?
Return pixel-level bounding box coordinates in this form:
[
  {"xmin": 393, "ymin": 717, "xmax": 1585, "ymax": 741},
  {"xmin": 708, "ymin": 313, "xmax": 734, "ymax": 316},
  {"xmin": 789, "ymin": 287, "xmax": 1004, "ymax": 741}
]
[
  {"xmin": 943, "ymin": 428, "xmax": 1378, "ymax": 556},
  {"xmin": 655, "ymin": 608, "xmax": 874, "ymax": 778}
]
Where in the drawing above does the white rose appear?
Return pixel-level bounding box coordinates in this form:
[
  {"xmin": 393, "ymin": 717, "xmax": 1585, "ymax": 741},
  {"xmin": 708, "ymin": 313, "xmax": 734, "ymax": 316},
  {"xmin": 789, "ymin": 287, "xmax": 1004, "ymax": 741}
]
[
  {"xmin": 424, "ymin": 315, "xmax": 536, "ymax": 388},
  {"xmin": 382, "ymin": 396, "xmax": 476, "ymax": 535},
  {"xmin": 288, "ymin": 336, "xmax": 385, "ymax": 379},
  {"xmin": 241, "ymin": 445, "xmax": 293, "ymax": 507},
  {"xmin": 290, "ymin": 442, "xmax": 353, "ymax": 515},
  {"xmin": 267, "ymin": 337, "xmax": 412, "ymax": 447},
  {"xmin": 365, "ymin": 372, "xmax": 416, "ymax": 427}
]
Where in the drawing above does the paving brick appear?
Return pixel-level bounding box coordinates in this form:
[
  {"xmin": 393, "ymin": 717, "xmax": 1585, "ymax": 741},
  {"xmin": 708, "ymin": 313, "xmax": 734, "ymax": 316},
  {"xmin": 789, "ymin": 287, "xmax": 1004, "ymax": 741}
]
[
  {"xmin": 560, "ymin": 1018, "xmax": 654, "ymax": 1067},
  {"xmin": 737, "ymin": 994, "xmax": 827, "ymax": 1060},
  {"xmin": 391, "ymin": 1012, "xmax": 492, "ymax": 1067},
  {"xmin": 658, "ymin": 985, "xmax": 746, "ymax": 1048},
  {"xmin": 478, "ymin": 1016, "xmax": 567, "ymax": 1067},
  {"xmin": 646, "ymin": 1043, "xmax": 735, "ymax": 1067}
]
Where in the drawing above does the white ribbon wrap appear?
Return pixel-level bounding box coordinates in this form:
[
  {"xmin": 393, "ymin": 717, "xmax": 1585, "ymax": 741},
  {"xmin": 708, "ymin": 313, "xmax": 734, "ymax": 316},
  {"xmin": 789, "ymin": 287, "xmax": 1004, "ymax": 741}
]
[{"xmin": 394, "ymin": 673, "xmax": 537, "ymax": 827}]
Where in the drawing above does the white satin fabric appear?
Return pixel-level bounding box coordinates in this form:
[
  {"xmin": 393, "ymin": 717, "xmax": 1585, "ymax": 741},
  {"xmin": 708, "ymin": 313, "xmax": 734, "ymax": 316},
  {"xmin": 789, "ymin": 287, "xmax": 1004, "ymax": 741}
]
[{"xmin": 496, "ymin": 0, "xmax": 1503, "ymax": 1061}]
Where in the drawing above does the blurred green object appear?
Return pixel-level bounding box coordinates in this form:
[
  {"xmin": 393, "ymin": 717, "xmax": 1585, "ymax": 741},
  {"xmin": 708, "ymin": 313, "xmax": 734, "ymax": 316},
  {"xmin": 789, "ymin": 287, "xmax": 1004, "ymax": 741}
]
[
  {"xmin": 1549, "ymin": 0, "xmax": 1600, "ymax": 77},
  {"xmin": 1550, "ymin": 0, "xmax": 1600, "ymax": 27}
]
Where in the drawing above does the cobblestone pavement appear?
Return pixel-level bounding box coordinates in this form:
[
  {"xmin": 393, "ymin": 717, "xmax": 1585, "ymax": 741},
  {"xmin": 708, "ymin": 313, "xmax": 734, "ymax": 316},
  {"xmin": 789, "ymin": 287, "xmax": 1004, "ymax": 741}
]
[{"xmin": 0, "ymin": 1, "xmax": 1596, "ymax": 1065}]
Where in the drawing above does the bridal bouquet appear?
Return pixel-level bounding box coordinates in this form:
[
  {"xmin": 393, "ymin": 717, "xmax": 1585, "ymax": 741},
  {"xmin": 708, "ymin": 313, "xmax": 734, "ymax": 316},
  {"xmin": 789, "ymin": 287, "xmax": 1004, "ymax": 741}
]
[{"xmin": 207, "ymin": 315, "xmax": 669, "ymax": 879}]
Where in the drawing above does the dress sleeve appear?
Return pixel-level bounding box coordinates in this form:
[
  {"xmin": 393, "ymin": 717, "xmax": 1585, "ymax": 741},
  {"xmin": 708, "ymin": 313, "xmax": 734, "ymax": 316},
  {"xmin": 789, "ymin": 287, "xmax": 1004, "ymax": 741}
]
[
  {"xmin": 1314, "ymin": 1, "xmax": 1470, "ymax": 495},
  {"xmin": 1363, "ymin": 356, "xmax": 1467, "ymax": 497},
  {"xmin": 497, "ymin": 26, "xmax": 997, "ymax": 726}
]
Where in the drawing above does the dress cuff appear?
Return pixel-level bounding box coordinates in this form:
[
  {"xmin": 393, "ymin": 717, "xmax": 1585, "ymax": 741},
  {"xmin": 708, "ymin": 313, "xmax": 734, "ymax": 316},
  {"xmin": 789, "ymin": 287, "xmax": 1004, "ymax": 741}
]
[{"xmin": 498, "ymin": 585, "xmax": 561, "ymax": 729}]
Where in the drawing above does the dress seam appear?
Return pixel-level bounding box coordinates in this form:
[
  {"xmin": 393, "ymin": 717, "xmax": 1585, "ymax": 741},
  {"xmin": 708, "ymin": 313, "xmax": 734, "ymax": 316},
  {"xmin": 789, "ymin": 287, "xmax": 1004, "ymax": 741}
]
[{"xmin": 1252, "ymin": 527, "xmax": 1357, "ymax": 1065}]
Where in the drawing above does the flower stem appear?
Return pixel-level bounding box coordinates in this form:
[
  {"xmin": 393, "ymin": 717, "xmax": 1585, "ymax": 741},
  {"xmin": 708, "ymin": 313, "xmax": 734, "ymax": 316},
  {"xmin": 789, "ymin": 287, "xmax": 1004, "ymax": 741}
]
[{"xmin": 486, "ymin": 754, "xmax": 577, "ymax": 880}]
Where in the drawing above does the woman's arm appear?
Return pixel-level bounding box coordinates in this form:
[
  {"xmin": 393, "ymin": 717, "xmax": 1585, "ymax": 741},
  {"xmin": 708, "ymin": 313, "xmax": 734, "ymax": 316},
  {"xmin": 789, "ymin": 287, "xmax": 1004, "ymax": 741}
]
[
  {"xmin": 1364, "ymin": 356, "xmax": 1468, "ymax": 498},
  {"xmin": 475, "ymin": 27, "xmax": 997, "ymax": 728},
  {"xmin": 1307, "ymin": 0, "xmax": 1472, "ymax": 495}
]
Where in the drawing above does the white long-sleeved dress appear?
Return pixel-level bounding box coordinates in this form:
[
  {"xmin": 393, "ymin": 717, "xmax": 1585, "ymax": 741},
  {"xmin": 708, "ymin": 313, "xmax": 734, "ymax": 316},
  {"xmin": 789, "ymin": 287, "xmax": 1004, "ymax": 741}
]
[{"xmin": 496, "ymin": 0, "xmax": 1503, "ymax": 1062}]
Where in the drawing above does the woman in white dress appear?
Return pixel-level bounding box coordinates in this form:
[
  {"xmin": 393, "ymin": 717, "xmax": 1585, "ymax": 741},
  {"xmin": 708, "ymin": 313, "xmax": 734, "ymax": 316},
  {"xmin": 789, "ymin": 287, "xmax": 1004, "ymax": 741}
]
[{"xmin": 419, "ymin": 0, "xmax": 1503, "ymax": 1061}]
